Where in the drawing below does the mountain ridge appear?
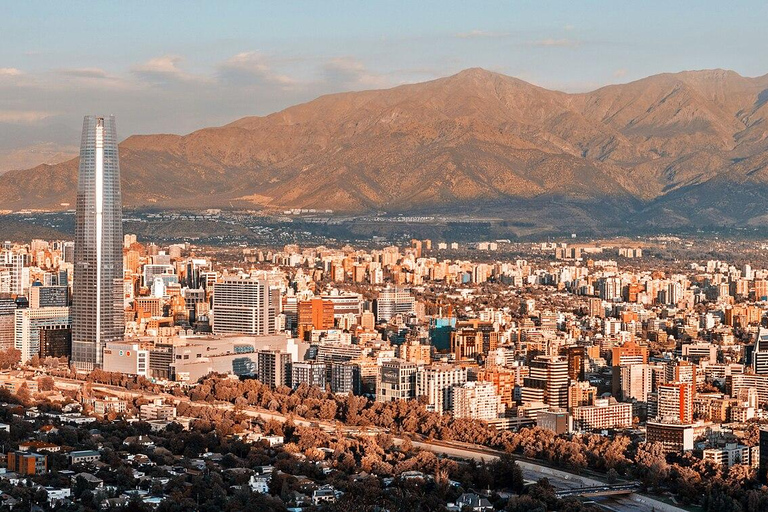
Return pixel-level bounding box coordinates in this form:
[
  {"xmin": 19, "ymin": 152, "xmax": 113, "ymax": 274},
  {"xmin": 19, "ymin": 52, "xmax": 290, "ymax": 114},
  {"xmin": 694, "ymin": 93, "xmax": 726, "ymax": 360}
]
[{"xmin": 2, "ymin": 67, "xmax": 768, "ymax": 229}]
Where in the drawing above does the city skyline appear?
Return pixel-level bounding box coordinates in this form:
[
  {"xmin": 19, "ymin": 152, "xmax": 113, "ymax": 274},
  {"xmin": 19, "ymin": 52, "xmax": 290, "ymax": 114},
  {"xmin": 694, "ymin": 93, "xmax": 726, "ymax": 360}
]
[{"xmin": 1, "ymin": 4, "xmax": 768, "ymax": 510}]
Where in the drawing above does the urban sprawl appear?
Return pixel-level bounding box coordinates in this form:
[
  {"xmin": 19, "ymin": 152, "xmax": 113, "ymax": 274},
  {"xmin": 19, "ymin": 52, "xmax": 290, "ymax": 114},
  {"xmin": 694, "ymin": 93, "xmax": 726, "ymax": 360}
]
[{"xmin": 1, "ymin": 116, "xmax": 768, "ymax": 512}]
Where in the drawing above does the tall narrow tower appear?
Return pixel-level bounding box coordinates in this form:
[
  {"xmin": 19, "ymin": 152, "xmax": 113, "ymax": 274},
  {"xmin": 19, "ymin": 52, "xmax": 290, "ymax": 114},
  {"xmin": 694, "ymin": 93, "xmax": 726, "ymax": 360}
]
[{"xmin": 72, "ymin": 115, "xmax": 124, "ymax": 370}]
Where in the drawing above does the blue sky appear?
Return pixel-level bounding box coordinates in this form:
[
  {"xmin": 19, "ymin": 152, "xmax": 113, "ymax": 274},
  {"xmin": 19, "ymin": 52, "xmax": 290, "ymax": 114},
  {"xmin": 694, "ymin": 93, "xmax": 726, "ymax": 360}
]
[{"xmin": 1, "ymin": 1, "xmax": 767, "ymax": 169}]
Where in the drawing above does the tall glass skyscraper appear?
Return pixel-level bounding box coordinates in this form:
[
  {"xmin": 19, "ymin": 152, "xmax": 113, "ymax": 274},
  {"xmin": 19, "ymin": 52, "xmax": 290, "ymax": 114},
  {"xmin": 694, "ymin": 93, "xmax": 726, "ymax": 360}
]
[{"xmin": 72, "ymin": 115, "xmax": 124, "ymax": 370}]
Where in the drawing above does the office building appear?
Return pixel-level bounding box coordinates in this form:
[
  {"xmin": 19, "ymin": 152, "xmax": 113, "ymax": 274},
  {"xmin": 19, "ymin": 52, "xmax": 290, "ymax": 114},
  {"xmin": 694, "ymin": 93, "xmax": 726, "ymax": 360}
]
[
  {"xmin": 646, "ymin": 422, "xmax": 694, "ymax": 453},
  {"xmin": 572, "ymin": 399, "xmax": 632, "ymax": 431},
  {"xmin": 297, "ymin": 298, "xmax": 335, "ymax": 334},
  {"xmin": 320, "ymin": 294, "xmax": 362, "ymax": 316},
  {"xmin": 375, "ymin": 288, "xmax": 415, "ymax": 322},
  {"xmin": 72, "ymin": 115, "xmax": 124, "ymax": 370},
  {"xmin": 212, "ymin": 279, "xmax": 277, "ymax": 335},
  {"xmin": 330, "ymin": 362, "xmax": 355, "ymax": 394},
  {"xmin": 0, "ymin": 296, "xmax": 14, "ymax": 351},
  {"xmin": 143, "ymin": 264, "xmax": 174, "ymax": 288},
  {"xmin": 29, "ymin": 284, "xmax": 68, "ymax": 309},
  {"xmin": 567, "ymin": 346, "xmax": 586, "ymax": 381},
  {"xmin": 376, "ymin": 359, "xmax": 417, "ymax": 402},
  {"xmin": 314, "ymin": 343, "xmax": 362, "ymax": 364},
  {"xmin": 753, "ymin": 328, "xmax": 768, "ymax": 375},
  {"xmin": 135, "ymin": 297, "xmax": 162, "ymax": 319},
  {"xmin": 39, "ymin": 328, "xmax": 72, "ymax": 359},
  {"xmin": 759, "ymin": 428, "xmax": 768, "ymax": 482},
  {"xmin": 182, "ymin": 288, "xmax": 206, "ymax": 323},
  {"xmin": 681, "ymin": 342, "xmax": 718, "ymax": 364},
  {"xmin": 7, "ymin": 451, "xmax": 47, "ymax": 475},
  {"xmin": 102, "ymin": 341, "xmax": 149, "ymax": 377},
  {"xmin": 537, "ymin": 410, "xmax": 572, "ymax": 434}
]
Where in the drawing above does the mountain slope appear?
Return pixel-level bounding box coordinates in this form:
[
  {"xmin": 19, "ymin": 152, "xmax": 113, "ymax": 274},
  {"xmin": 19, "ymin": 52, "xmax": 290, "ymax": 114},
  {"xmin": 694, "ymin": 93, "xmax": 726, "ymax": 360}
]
[{"xmin": 2, "ymin": 68, "xmax": 768, "ymax": 229}]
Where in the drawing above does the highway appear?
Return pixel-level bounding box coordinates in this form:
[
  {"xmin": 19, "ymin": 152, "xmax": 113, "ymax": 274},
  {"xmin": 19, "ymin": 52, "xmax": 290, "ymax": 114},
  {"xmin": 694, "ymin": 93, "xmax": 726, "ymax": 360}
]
[{"xmin": 405, "ymin": 439, "xmax": 688, "ymax": 512}]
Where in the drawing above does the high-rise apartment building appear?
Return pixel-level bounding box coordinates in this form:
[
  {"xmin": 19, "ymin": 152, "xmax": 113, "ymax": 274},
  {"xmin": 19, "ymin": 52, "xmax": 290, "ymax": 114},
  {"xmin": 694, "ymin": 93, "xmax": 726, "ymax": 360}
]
[
  {"xmin": 656, "ymin": 382, "xmax": 694, "ymax": 423},
  {"xmin": 451, "ymin": 381, "xmax": 502, "ymax": 420},
  {"xmin": 15, "ymin": 307, "xmax": 71, "ymax": 362},
  {"xmin": 212, "ymin": 279, "xmax": 277, "ymax": 335},
  {"xmin": 620, "ymin": 363, "xmax": 653, "ymax": 402},
  {"xmin": 572, "ymin": 398, "xmax": 633, "ymax": 431},
  {"xmin": 611, "ymin": 340, "xmax": 649, "ymax": 396},
  {"xmin": 291, "ymin": 361, "xmax": 326, "ymax": 389},
  {"xmin": 415, "ymin": 364, "xmax": 468, "ymax": 414},
  {"xmin": 753, "ymin": 328, "xmax": 768, "ymax": 375},
  {"xmin": 72, "ymin": 116, "xmax": 124, "ymax": 370},
  {"xmin": 477, "ymin": 367, "xmax": 517, "ymax": 408},
  {"xmin": 0, "ymin": 250, "xmax": 25, "ymax": 297},
  {"xmin": 257, "ymin": 350, "xmax": 292, "ymax": 388},
  {"xmin": 0, "ymin": 296, "xmax": 15, "ymax": 351}
]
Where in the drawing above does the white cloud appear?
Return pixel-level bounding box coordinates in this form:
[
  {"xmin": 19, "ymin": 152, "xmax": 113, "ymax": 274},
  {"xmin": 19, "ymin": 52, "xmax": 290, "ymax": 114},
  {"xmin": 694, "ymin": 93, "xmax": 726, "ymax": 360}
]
[
  {"xmin": 613, "ymin": 68, "xmax": 628, "ymax": 78},
  {"xmin": 218, "ymin": 52, "xmax": 296, "ymax": 87},
  {"xmin": 0, "ymin": 68, "xmax": 23, "ymax": 76},
  {"xmin": 132, "ymin": 55, "xmax": 209, "ymax": 84},
  {"xmin": 322, "ymin": 57, "xmax": 388, "ymax": 89}
]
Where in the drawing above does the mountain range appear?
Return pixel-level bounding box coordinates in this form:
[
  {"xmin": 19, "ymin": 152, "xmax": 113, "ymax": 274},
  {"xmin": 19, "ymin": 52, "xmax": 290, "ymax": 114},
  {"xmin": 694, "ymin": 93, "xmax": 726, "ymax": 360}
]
[{"xmin": 2, "ymin": 67, "xmax": 768, "ymax": 231}]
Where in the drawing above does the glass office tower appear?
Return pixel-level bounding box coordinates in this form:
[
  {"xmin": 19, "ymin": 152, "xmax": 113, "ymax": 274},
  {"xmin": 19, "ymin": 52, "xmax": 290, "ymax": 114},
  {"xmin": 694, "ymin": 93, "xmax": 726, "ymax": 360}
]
[{"xmin": 72, "ymin": 115, "xmax": 124, "ymax": 370}]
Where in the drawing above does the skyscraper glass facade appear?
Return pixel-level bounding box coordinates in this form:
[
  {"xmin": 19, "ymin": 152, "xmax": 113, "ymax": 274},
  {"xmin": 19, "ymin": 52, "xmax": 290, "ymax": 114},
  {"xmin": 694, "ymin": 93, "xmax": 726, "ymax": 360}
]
[{"xmin": 72, "ymin": 115, "xmax": 124, "ymax": 370}]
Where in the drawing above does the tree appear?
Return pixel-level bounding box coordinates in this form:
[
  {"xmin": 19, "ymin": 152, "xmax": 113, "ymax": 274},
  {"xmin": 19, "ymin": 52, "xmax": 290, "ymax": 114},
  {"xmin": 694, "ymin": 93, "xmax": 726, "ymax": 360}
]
[
  {"xmin": 634, "ymin": 442, "xmax": 669, "ymax": 487},
  {"xmin": 38, "ymin": 376, "xmax": 55, "ymax": 392},
  {"xmin": 0, "ymin": 348, "xmax": 21, "ymax": 369},
  {"xmin": 492, "ymin": 454, "xmax": 525, "ymax": 494},
  {"xmin": 15, "ymin": 383, "xmax": 31, "ymax": 404},
  {"xmin": 506, "ymin": 495, "xmax": 546, "ymax": 512}
]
